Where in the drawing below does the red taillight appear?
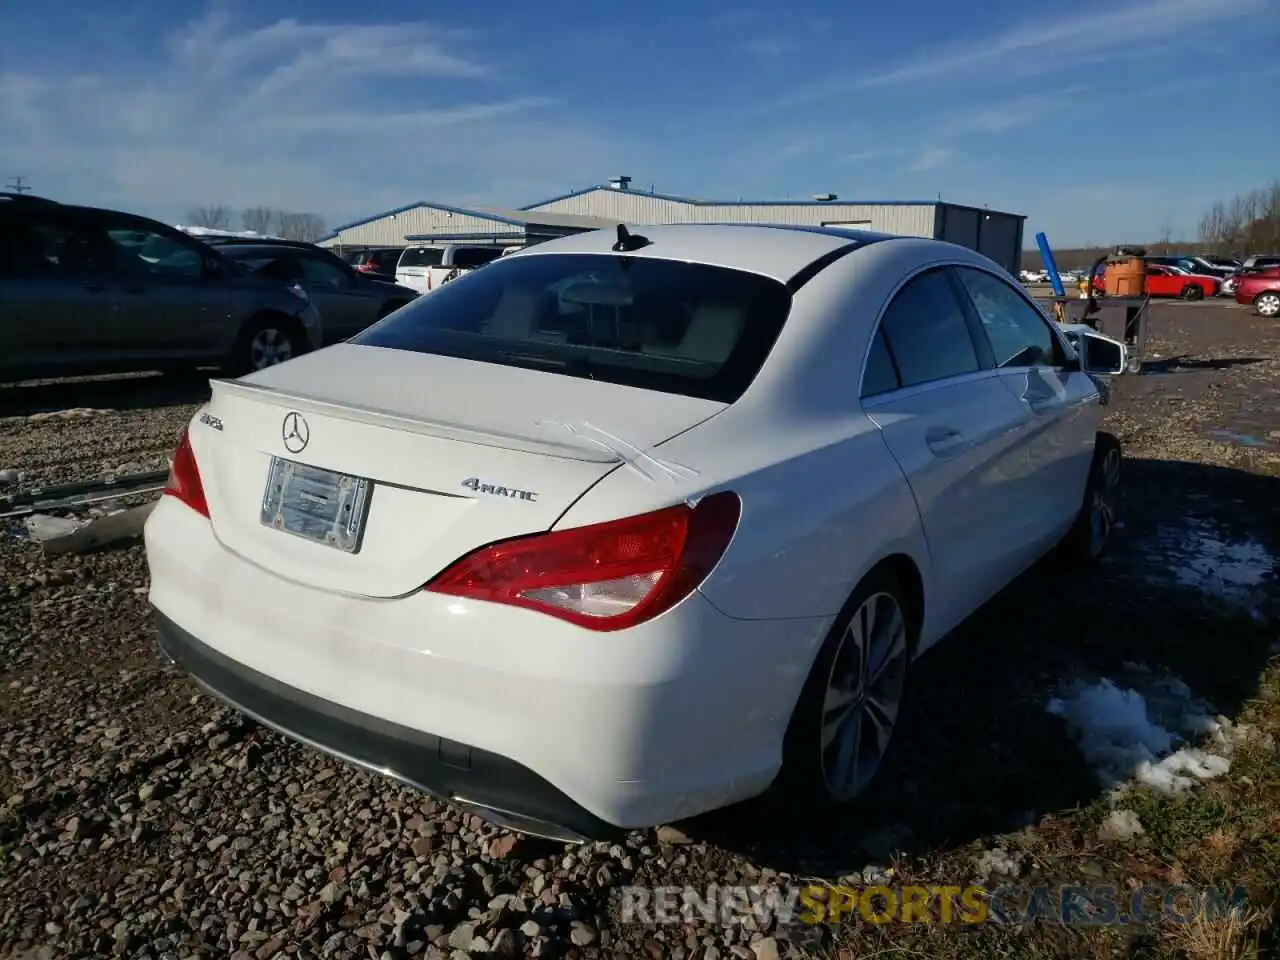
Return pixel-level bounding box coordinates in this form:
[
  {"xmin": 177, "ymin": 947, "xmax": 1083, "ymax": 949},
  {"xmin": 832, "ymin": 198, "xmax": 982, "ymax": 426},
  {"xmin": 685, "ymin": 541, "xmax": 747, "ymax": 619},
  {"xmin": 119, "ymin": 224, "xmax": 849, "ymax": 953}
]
[
  {"xmin": 425, "ymin": 492, "xmax": 741, "ymax": 631},
  {"xmin": 163, "ymin": 425, "xmax": 209, "ymax": 517}
]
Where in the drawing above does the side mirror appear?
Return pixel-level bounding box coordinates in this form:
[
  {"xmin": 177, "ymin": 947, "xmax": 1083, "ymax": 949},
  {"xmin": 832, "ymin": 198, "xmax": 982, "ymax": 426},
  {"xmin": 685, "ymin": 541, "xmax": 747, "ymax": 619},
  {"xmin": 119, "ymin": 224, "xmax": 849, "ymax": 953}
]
[{"xmin": 1059, "ymin": 324, "xmax": 1127, "ymax": 376}]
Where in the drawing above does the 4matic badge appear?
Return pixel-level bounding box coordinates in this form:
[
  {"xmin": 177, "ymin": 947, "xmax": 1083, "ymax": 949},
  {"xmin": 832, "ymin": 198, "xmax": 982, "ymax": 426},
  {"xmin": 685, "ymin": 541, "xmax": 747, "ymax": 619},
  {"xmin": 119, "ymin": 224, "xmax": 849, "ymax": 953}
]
[{"xmin": 461, "ymin": 478, "xmax": 538, "ymax": 502}]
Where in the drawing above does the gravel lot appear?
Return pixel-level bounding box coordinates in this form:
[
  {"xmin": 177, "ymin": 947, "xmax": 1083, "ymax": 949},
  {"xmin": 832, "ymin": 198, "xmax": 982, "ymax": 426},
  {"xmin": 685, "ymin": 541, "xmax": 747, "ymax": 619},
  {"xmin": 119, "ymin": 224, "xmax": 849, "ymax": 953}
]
[{"xmin": 2, "ymin": 301, "xmax": 1277, "ymax": 960}]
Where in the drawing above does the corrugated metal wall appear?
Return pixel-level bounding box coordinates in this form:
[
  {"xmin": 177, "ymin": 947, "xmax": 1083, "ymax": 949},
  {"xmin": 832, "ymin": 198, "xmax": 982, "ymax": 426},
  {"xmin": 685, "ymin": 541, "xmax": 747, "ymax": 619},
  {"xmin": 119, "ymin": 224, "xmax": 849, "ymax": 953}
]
[
  {"xmin": 319, "ymin": 193, "xmax": 1024, "ymax": 268},
  {"xmin": 934, "ymin": 204, "xmax": 1023, "ymax": 275},
  {"xmin": 324, "ymin": 205, "xmax": 514, "ymax": 247},
  {"xmin": 526, "ymin": 189, "xmax": 937, "ymax": 237}
]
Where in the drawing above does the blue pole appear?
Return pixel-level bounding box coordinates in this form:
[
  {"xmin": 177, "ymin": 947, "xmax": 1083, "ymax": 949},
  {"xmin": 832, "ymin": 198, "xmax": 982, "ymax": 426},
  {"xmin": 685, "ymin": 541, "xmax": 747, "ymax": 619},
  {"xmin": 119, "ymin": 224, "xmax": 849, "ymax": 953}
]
[{"xmin": 1035, "ymin": 232, "xmax": 1066, "ymax": 297}]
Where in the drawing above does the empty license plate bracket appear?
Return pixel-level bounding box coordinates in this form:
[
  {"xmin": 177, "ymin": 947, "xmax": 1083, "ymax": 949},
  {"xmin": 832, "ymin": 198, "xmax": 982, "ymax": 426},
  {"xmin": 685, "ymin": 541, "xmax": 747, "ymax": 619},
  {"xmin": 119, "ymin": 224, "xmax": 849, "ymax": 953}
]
[{"xmin": 260, "ymin": 457, "xmax": 372, "ymax": 553}]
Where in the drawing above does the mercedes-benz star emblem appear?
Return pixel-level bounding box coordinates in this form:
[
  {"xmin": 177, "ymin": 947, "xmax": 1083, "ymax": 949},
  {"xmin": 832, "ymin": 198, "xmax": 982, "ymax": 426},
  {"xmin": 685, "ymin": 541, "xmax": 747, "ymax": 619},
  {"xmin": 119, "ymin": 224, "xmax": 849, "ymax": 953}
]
[{"xmin": 281, "ymin": 412, "xmax": 310, "ymax": 454}]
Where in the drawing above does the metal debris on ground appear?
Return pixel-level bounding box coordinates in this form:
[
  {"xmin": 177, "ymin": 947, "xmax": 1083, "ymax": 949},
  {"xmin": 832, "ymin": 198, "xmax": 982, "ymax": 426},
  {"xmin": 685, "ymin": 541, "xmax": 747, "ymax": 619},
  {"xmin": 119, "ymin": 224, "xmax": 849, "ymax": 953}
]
[
  {"xmin": 19, "ymin": 503, "xmax": 157, "ymax": 555},
  {"xmin": 0, "ymin": 467, "xmax": 169, "ymax": 520},
  {"xmin": 23, "ymin": 513, "xmax": 87, "ymax": 542}
]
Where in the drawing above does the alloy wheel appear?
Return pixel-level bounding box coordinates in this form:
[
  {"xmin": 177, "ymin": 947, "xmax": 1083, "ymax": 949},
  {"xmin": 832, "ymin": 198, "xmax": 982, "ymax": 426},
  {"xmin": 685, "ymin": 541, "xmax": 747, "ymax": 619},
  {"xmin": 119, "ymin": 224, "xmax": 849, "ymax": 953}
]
[
  {"xmin": 1257, "ymin": 294, "xmax": 1280, "ymax": 318},
  {"xmin": 249, "ymin": 328, "xmax": 294, "ymax": 370},
  {"xmin": 819, "ymin": 591, "xmax": 909, "ymax": 801}
]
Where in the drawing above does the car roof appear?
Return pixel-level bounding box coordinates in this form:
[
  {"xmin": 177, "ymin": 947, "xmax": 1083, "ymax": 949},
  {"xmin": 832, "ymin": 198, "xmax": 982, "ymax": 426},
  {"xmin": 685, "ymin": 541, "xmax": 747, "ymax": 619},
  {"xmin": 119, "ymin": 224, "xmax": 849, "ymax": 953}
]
[{"xmin": 510, "ymin": 223, "xmax": 898, "ymax": 284}]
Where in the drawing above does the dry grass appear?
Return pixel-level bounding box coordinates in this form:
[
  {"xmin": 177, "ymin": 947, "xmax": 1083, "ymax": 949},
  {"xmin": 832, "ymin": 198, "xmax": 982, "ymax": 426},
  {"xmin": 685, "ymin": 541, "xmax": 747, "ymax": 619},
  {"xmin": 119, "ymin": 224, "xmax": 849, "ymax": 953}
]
[{"xmin": 1160, "ymin": 904, "xmax": 1272, "ymax": 960}]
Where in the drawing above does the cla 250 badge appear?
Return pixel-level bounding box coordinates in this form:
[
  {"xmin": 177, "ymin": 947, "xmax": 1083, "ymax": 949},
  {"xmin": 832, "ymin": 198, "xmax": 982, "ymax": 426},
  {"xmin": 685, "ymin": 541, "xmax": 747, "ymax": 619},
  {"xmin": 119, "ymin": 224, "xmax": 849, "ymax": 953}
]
[
  {"xmin": 461, "ymin": 477, "xmax": 537, "ymax": 502},
  {"xmin": 199, "ymin": 412, "xmax": 223, "ymax": 431}
]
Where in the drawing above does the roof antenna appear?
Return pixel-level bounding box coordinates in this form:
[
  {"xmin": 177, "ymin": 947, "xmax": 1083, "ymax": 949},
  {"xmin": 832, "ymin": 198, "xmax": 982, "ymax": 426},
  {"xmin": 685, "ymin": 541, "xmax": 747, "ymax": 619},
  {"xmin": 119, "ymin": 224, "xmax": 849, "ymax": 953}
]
[{"xmin": 612, "ymin": 223, "xmax": 650, "ymax": 252}]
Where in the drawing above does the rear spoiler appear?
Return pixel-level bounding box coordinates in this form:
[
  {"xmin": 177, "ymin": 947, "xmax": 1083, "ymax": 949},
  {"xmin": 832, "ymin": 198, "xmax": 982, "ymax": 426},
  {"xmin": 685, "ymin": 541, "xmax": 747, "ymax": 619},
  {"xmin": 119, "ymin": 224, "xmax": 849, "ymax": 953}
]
[{"xmin": 209, "ymin": 377, "xmax": 622, "ymax": 464}]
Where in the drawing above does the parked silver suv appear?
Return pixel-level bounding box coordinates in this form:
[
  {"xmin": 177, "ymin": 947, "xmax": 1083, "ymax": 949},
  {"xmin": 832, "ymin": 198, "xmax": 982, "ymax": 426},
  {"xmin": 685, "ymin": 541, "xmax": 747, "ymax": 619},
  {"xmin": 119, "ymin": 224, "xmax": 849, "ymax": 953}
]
[{"xmin": 0, "ymin": 194, "xmax": 322, "ymax": 381}]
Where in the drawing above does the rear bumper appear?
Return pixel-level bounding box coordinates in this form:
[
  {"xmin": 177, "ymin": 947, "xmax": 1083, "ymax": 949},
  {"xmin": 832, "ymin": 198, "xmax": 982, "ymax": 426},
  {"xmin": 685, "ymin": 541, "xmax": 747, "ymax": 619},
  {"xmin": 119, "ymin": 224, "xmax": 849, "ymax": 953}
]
[
  {"xmin": 144, "ymin": 497, "xmax": 828, "ymax": 834},
  {"xmin": 154, "ymin": 610, "xmax": 617, "ymax": 842}
]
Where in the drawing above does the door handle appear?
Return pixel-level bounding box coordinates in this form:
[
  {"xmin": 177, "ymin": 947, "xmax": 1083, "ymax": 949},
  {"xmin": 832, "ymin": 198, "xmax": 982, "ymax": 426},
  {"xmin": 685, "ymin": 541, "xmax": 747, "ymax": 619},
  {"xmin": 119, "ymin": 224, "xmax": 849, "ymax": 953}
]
[
  {"xmin": 925, "ymin": 426, "xmax": 965, "ymax": 456},
  {"xmin": 1023, "ymin": 394, "xmax": 1056, "ymax": 414}
]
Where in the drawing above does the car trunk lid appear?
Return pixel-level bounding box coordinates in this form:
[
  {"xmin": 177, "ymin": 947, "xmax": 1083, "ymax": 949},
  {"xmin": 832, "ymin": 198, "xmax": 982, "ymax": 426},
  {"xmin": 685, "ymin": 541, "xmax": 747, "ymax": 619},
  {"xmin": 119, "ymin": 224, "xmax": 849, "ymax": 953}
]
[{"xmin": 192, "ymin": 343, "xmax": 724, "ymax": 598}]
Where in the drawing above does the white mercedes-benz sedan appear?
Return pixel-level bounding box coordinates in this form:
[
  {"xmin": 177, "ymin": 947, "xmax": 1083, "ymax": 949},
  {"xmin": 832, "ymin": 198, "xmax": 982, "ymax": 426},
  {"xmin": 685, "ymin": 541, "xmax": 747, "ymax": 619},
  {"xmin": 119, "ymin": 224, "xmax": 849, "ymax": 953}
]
[{"xmin": 146, "ymin": 223, "xmax": 1125, "ymax": 842}]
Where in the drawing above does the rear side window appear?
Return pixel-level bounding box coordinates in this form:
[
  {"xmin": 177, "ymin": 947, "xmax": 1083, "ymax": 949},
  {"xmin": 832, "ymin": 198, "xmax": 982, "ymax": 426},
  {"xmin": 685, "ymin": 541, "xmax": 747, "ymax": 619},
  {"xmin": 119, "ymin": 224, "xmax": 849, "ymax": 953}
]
[
  {"xmin": 861, "ymin": 329, "xmax": 900, "ymax": 398},
  {"xmin": 875, "ymin": 269, "xmax": 981, "ymax": 389},
  {"xmin": 0, "ymin": 212, "xmax": 114, "ymax": 279},
  {"xmin": 353, "ymin": 252, "xmax": 793, "ymax": 403},
  {"xmin": 399, "ymin": 247, "xmax": 443, "ymax": 268},
  {"xmin": 453, "ymin": 247, "xmax": 503, "ymax": 269}
]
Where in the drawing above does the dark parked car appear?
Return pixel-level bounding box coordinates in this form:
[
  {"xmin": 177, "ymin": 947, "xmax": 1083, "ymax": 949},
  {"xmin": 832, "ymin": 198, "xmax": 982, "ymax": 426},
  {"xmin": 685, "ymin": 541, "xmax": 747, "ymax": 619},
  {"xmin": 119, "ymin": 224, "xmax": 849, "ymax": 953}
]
[
  {"xmin": 1145, "ymin": 255, "xmax": 1234, "ymax": 280},
  {"xmin": 344, "ymin": 247, "xmax": 403, "ymax": 282},
  {"xmin": 0, "ymin": 195, "xmax": 322, "ymax": 381},
  {"xmin": 216, "ymin": 243, "xmax": 419, "ymax": 342}
]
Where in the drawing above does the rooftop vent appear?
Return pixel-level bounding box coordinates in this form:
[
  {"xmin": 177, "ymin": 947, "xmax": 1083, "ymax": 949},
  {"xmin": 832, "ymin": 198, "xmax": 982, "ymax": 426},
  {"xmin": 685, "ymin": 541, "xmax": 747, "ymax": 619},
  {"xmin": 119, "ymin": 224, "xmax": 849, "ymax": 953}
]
[
  {"xmin": 608, "ymin": 176, "xmax": 633, "ymax": 191},
  {"xmin": 812, "ymin": 193, "xmax": 837, "ymax": 202}
]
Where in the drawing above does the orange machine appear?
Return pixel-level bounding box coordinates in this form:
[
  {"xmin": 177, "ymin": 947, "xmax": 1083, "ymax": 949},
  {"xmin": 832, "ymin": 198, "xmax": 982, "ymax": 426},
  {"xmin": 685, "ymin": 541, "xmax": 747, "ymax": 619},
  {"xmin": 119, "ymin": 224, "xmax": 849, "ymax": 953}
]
[{"xmin": 1103, "ymin": 256, "xmax": 1146, "ymax": 297}]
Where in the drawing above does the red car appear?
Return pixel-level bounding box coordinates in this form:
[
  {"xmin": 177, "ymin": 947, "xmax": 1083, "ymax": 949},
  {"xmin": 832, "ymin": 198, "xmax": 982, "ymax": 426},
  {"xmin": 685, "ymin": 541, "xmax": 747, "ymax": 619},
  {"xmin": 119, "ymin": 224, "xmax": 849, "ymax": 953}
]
[
  {"xmin": 1234, "ymin": 267, "xmax": 1280, "ymax": 318},
  {"xmin": 1091, "ymin": 263, "xmax": 1219, "ymax": 300}
]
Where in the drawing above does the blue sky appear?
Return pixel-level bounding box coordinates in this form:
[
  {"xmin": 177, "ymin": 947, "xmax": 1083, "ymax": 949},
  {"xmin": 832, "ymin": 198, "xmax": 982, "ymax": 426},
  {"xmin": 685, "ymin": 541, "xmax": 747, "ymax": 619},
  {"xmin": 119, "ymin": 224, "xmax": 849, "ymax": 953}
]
[{"xmin": 2, "ymin": 0, "xmax": 1277, "ymax": 247}]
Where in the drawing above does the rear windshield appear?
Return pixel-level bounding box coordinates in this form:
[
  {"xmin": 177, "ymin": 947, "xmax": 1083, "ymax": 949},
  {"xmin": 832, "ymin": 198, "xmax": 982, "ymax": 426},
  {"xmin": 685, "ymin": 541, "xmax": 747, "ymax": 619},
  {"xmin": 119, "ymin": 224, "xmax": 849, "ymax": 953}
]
[
  {"xmin": 453, "ymin": 247, "xmax": 503, "ymax": 269},
  {"xmin": 399, "ymin": 247, "xmax": 443, "ymax": 268},
  {"xmin": 352, "ymin": 252, "xmax": 793, "ymax": 403}
]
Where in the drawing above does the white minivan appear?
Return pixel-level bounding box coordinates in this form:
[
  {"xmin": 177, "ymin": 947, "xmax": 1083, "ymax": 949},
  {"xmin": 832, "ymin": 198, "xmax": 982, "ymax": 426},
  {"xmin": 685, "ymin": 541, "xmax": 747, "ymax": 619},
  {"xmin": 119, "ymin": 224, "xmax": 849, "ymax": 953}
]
[{"xmin": 394, "ymin": 244, "xmax": 505, "ymax": 294}]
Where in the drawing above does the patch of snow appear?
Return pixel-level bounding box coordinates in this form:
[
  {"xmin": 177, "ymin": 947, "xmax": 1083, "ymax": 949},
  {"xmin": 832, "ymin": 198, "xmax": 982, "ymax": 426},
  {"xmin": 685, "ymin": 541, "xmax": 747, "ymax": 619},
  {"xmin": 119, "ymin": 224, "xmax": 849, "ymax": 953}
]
[
  {"xmin": 973, "ymin": 847, "xmax": 1021, "ymax": 879},
  {"xmin": 175, "ymin": 225, "xmax": 283, "ymax": 239},
  {"xmin": 1047, "ymin": 668, "xmax": 1252, "ymax": 794},
  {"xmin": 1097, "ymin": 809, "xmax": 1145, "ymax": 842},
  {"xmin": 1139, "ymin": 518, "xmax": 1274, "ymax": 618}
]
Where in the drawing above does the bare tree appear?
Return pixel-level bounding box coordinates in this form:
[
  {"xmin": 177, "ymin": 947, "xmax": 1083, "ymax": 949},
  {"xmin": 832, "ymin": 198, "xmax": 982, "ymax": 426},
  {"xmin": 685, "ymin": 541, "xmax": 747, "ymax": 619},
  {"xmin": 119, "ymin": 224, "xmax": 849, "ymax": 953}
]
[
  {"xmin": 1195, "ymin": 179, "xmax": 1280, "ymax": 257},
  {"xmin": 1198, "ymin": 201, "xmax": 1230, "ymax": 253},
  {"xmin": 1157, "ymin": 220, "xmax": 1174, "ymax": 252},
  {"xmin": 241, "ymin": 206, "xmax": 276, "ymax": 235},
  {"xmin": 276, "ymin": 211, "xmax": 327, "ymax": 242},
  {"xmin": 186, "ymin": 204, "xmax": 232, "ymax": 230}
]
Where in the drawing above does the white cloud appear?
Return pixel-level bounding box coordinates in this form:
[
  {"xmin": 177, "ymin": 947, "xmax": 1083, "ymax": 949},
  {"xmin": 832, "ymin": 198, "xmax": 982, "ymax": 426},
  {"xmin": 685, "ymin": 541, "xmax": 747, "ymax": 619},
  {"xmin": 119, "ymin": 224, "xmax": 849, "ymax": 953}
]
[
  {"xmin": 767, "ymin": 0, "xmax": 1263, "ymax": 109},
  {"xmin": 908, "ymin": 148, "xmax": 953, "ymax": 172},
  {"xmin": 0, "ymin": 8, "xmax": 631, "ymax": 227}
]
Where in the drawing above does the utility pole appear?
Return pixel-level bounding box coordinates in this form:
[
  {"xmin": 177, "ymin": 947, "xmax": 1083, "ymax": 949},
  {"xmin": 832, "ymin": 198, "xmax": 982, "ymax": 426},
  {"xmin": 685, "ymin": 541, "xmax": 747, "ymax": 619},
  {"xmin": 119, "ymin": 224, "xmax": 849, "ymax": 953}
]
[{"xmin": 5, "ymin": 175, "xmax": 32, "ymax": 194}]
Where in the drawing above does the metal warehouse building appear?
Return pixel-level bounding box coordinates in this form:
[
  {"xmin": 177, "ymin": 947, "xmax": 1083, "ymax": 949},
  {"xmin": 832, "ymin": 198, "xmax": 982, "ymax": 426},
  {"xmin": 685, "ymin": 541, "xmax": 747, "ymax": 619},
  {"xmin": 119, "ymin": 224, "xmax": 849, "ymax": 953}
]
[{"xmin": 321, "ymin": 175, "xmax": 1026, "ymax": 275}]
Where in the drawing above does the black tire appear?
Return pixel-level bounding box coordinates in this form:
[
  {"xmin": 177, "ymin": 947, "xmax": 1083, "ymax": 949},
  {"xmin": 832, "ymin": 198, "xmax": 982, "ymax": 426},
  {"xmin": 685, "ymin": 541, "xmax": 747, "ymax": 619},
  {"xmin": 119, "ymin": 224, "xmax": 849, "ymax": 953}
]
[
  {"xmin": 1060, "ymin": 432, "xmax": 1122, "ymax": 563},
  {"xmin": 227, "ymin": 315, "xmax": 305, "ymax": 376},
  {"xmin": 1181, "ymin": 285, "xmax": 1204, "ymax": 301},
  {"xmin": 774, "ymin": 565, "xmax": 917, "ymax": 810}
]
